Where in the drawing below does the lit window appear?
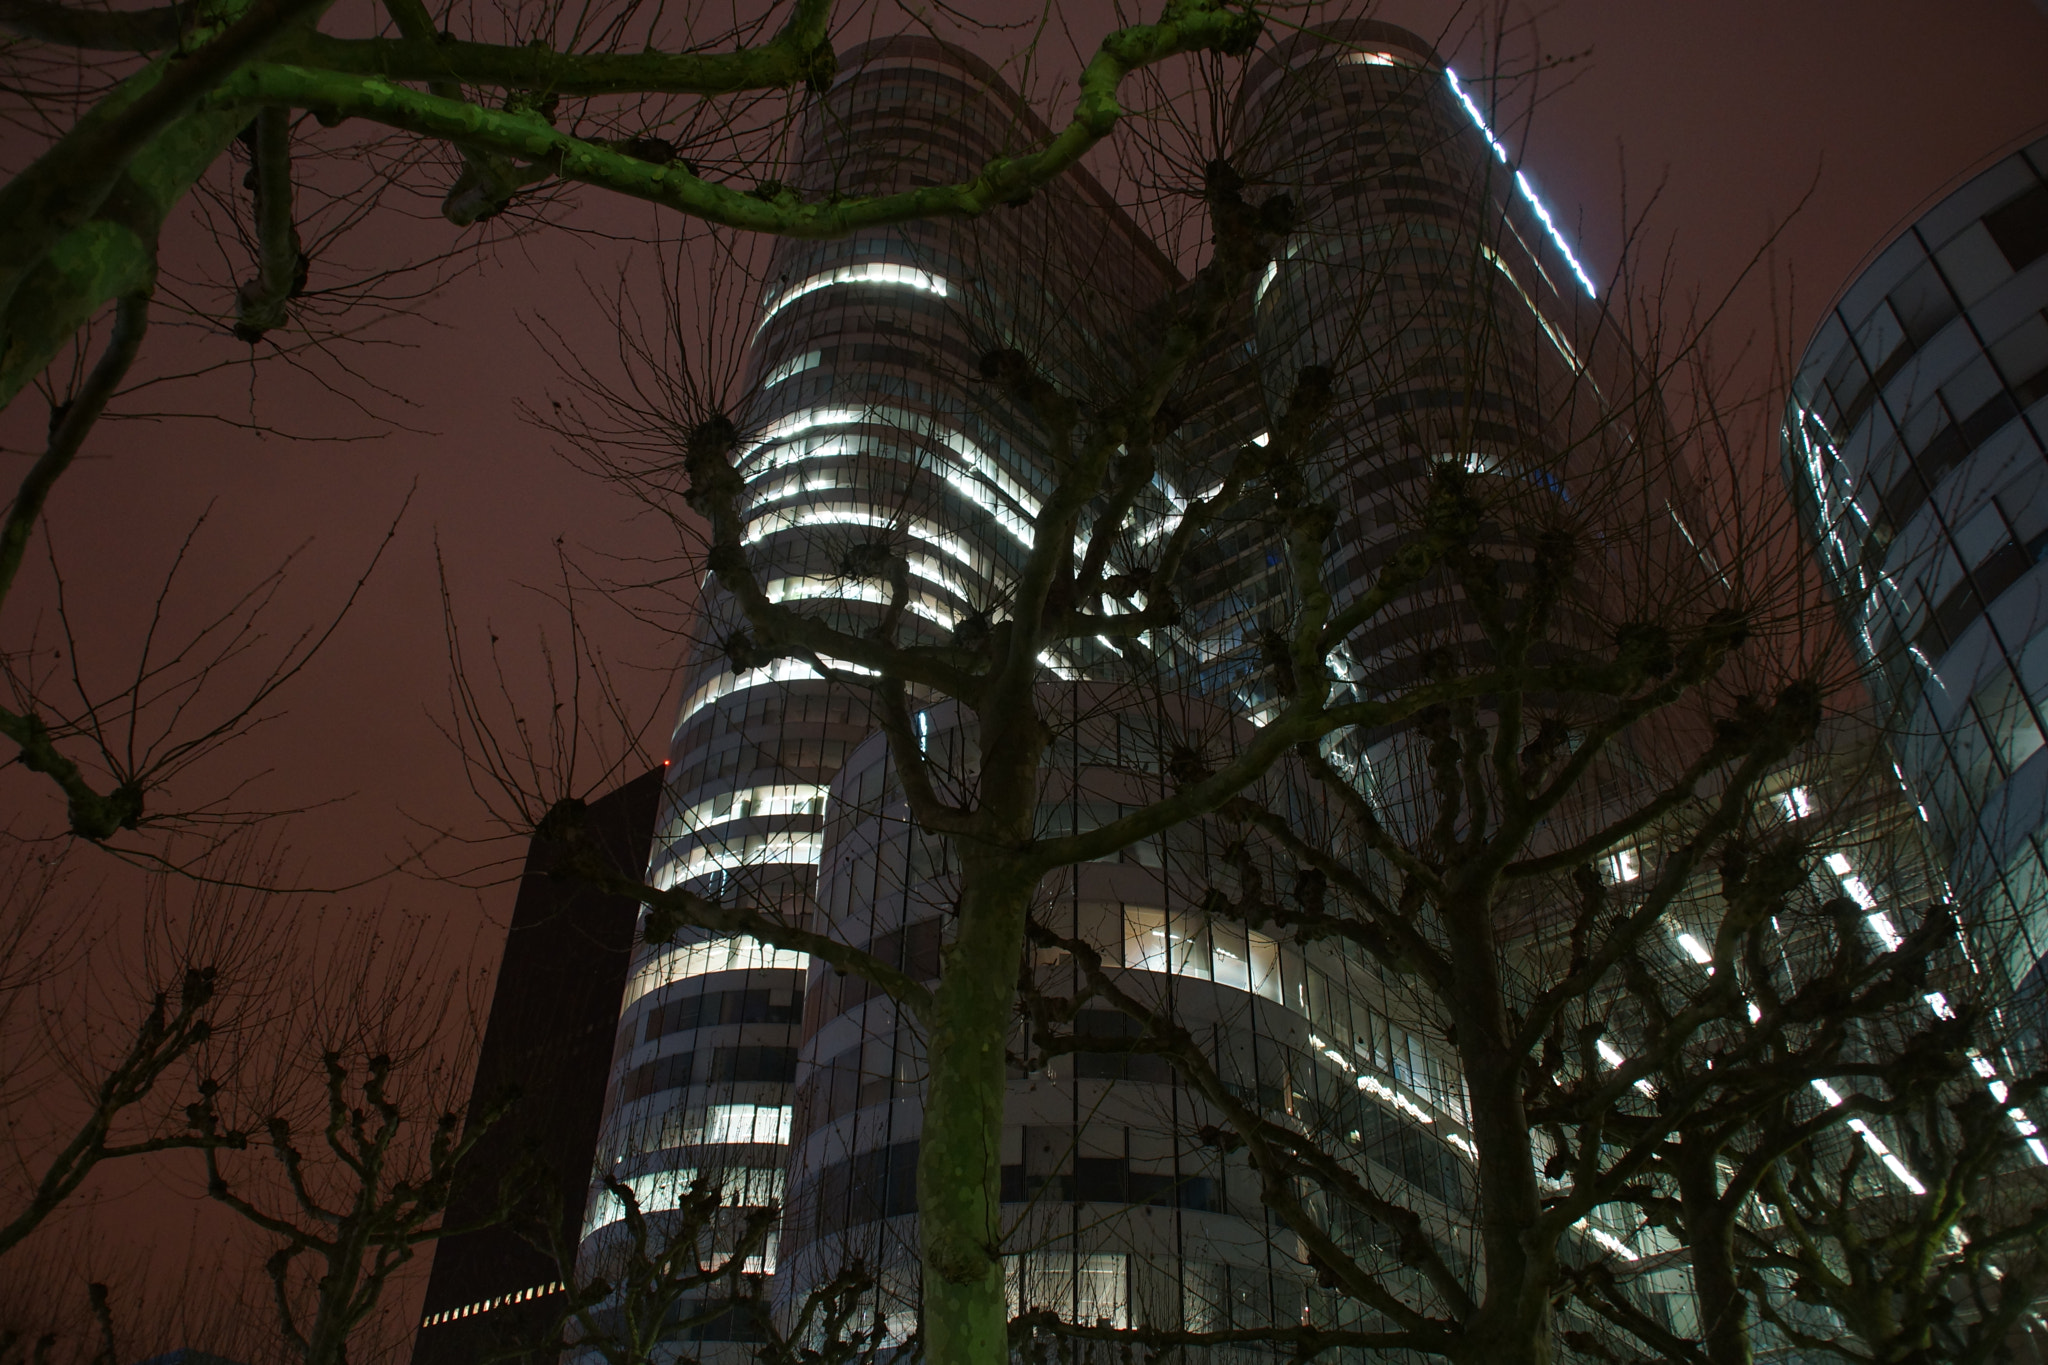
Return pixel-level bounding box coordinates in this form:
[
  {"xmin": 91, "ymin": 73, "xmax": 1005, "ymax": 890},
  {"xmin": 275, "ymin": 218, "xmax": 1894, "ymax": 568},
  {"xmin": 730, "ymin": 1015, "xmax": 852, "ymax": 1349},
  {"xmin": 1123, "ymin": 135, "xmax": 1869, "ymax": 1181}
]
[
  {"xmin": 623, "ymin": 935, "xmax": 810, "ymax": 1007},
  {"xmin": 670, "ymin": 783, "xmax": 827, "ymax": 839},
  {"xmin": 756, "ymin": 262, "xmax": 949, "ymax": 335},
  {"xmin": 1774, "ymin": 786, "xmax": 1813, "ymax": 820},
  {"xmin": 1122, "ymin": 905, "xmax": 1281, "ymax": 1002},
  {"xmin": 702, "ymin": 1102, "xmax": 795, "ymax": 1145},
  {"xmin": 742, "ymin": 502, "xmax": 978, "ymax": 565},
  {"xmin": 1005, "ymin": 1252, "xmax": 1128, "ymax": 1328},
  {"xmin": 657, "ymin": 832, "xmax": 823, "ymax": 892},
  {"xmin": 1603, "ymin": 848, "xmax": 1640, "ymax": 883},
  {"xmin": 581, "ymin": 1164, "xmax": 788, "ymax": 1238},
  {"xmin": 674, "ymin": 654, "xmax": 881, "ymax": 729},
  {"xmin": 759, "ymin": 575, "xmax": 961, "ymax": 630},
  {"xmin": 1342, "ymin": 50, "xmax": 1403, "ymax": 66},
  {"xmin": 762, "ymin": 349, "xmax": 821, "ymax": 388}
]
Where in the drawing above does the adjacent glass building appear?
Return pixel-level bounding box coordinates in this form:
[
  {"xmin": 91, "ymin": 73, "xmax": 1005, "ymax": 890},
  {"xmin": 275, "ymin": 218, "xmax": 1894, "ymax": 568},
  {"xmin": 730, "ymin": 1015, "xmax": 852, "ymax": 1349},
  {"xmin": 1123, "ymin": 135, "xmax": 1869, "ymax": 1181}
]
[{"xmin": 1783, "ymin": 133, "xmax": 2048, "ymax": 1026}]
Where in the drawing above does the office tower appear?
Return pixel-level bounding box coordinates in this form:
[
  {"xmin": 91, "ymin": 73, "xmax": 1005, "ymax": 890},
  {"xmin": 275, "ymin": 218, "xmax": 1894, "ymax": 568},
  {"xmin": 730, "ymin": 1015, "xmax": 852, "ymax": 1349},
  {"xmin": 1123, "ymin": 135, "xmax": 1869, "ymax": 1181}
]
[
  {"xmin": 1783, "ymin": 132, "xmax": 2048, "ymax": 1025},
  {"xmin": 414, "ymin": 768, "xmax": 663, "ymax": 1364},
  {"xmin": 775, "ymin": 17, "xmax": 1662, "ymax": 1348},
  {"xmin": 579, "ymin": 33, "xmax": 1177, "ymax": 1349},
  {"xmin": 577, "ymin": 11, "xmax": 1720, "ymax": 1357},
  {"xmin": 1224, "ymin": 19, "xmax": 1678, "ymax": 854}
]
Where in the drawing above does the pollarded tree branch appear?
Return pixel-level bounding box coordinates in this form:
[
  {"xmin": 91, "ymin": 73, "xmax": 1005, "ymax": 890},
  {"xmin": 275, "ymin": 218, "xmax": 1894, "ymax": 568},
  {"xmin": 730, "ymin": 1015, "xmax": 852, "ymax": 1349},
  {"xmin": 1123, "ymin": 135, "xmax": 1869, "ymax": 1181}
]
[
  {"xmin": 0, "ymin": 0, "xmax": 332, "ymax": 334},
  {"xmin": 368, "ymin": 0, "xmax": 531, "ymax": 227},
  {"xmin": 0, "ymin": 0, "xmax": 182, "ymax": 49},
  {"xmin": 1508, "ymin": 688, "xmax": 1819, "ymax": 1058},
  {"xmin": 1226, "ymin": 797, "xmax": 1453, "ymax": 989},
  {"xmin": 0, "ymin": 967, "xmax": 243, "ymax": 1258},
  {"xmin": 1, "ymin": 291, "xmax": 147, "ymax": 609},
  {"xmin": 871, "ymin": 679, "xmax": 975, "ymax": 838},
  {"xmin": 232, "ymin": 107, "xmax": 302, "ymax": 339},
  {"xmin": 203, "ymin": 0, "xmax": 1265, "ymax": 238},
  {"xmin": 290, "ymin": 0, "xmax": 837, "ymax": 98}
]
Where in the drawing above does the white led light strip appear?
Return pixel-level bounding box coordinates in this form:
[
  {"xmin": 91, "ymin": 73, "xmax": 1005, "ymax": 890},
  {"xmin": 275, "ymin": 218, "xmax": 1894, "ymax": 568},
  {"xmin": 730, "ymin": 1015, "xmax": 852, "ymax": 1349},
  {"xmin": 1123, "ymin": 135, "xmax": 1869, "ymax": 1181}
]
[
  {"xmin": 1444, "ymin": 68, "xmax": 1598, "ymax": 298},
  {"xmin": 755, "ymin": 262, "xmax": 949, "ymax": 336}
]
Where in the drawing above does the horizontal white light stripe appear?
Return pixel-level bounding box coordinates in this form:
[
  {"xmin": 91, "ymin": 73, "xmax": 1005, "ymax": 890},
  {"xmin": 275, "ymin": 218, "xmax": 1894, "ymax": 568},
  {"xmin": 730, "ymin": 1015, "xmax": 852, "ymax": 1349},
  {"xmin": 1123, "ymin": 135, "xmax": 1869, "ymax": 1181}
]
[
  {"xmin": 673, "ymin": 654, "xmax": 881, "ymax": 732},
  {"xmin": 582, "ymin": 1155, "xmax": 789, "ymax": 1237},
  {"xmin": 670, "ymin": 782, "xmax": 827, "ymax": 839},
  {"xmin": 657, "ymin": 831, "xmax": 821, "ymax": 890},
  {"xmin": 756, "ymin": 263, "xmax": 948, "ymax": 335},
  {"xmin": 624, "ymin": 934, "xmax": 811, "ymax": 1008},
  {"xmin": 763, "ymin": 575, "xmax": 961, "ymax": 629}
]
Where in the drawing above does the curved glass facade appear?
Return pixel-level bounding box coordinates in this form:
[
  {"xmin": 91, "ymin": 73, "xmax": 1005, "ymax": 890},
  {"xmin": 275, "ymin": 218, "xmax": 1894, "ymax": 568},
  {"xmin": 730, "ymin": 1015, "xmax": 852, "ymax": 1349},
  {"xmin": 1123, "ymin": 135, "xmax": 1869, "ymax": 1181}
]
[
  {"xmin": 1783, "ymin": 133, "xmax": 2048, "ymax": 1022},
  {"xmin": 578, "ymin": 35, "xmax": 1177, "ymax": 1350},
  {"xmin": 788, "ymin": 691, "xmax": 1476, "ymax": 1351},
  {"xmin": 580, "ymin": 18, "xmax": 1698, "ymax": 1358}
]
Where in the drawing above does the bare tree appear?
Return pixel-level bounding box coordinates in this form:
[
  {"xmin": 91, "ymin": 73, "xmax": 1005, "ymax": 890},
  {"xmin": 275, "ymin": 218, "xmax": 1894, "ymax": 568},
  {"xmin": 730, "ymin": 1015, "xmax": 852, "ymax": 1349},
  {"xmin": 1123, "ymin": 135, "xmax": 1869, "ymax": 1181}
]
[
  {"xmin": 0, "ymin": 0, "xmax": 1284, "ymax": 849},
  {"xmin": 201, "ymin": 915, "xmax": 496, "ymax": 1365},
  {"xmin": 512, "ymin": 38, "xmax": 1844, "ymax": 1361},
  {"xmin": 0, "ymin": 844, "xmax": 288, "ymax": 1262},
  {"xmin": 539, "ymin": 1171, "xmax": 782, "ymax": 1365}
]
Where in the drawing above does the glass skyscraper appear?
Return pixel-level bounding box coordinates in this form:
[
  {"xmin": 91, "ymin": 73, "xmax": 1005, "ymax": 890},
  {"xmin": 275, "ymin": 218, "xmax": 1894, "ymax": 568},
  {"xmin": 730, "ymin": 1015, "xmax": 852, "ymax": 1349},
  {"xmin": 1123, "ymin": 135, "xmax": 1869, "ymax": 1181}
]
[
  {"xmin": 579, "ymin": 32, "xmax": 1176, "ymax": 1350},
  {"xmin": 1783, "ymin": 132, "xmax": 2048, "ymax": 1027},
  {"xmin": 577, "ymin": 18, "xmax": 1673, "ymax": 1358}
]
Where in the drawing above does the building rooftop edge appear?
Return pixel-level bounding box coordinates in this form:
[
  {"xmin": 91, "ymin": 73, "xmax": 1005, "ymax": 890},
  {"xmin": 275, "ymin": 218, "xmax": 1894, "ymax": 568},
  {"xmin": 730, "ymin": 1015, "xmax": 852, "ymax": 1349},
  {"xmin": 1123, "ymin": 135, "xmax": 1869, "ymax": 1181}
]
[{"xmin": 831, "ymin": 33, "xmax": 1182, "ymax": 287}]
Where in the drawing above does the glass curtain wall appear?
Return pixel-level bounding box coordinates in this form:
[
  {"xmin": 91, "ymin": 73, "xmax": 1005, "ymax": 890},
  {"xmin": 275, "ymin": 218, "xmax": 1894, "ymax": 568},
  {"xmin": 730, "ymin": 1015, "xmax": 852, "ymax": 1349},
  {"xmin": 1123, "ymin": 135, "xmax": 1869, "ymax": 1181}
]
[{"xmin": 1783, "ymin": 133, "xmax": 2048, "ymax": 1037}]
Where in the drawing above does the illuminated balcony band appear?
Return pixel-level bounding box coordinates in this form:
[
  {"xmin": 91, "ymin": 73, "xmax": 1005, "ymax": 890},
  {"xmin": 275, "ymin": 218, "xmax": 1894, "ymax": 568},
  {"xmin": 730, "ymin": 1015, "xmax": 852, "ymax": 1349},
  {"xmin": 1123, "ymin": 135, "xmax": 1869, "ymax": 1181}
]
[
  {"xmin": 624, "ymin": 934, "xmax": 812, "ymax": 1008},
  {"xmin": 755, "ymin": 262, "xmax": 950, "ymax": 335}
]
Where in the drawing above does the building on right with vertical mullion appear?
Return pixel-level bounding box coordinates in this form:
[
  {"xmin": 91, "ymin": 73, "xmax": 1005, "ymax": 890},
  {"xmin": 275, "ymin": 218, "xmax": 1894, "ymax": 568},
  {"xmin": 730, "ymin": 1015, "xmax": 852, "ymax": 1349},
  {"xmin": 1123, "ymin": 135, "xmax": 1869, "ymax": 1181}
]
[{"xmin": 1783, "ymin": 132, "xmax": 2048, "ymax": 1040}]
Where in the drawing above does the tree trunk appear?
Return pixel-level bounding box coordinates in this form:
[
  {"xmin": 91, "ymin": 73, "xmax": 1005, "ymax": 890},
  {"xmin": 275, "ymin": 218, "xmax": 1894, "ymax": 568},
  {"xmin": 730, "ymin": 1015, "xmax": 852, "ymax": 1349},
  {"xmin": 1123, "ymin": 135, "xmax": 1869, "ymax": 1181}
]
[
  {"xmin": 1443, "ymin": 888, "xmax": 1556, "ymax": 1365},
  {"xmin": 1677, "ymin": 1150, "xmax": 1752, "ymax": 1365},
  {"xmin": 918, "ymin": 852, "xmax": 1035, "ymax": 1365}
]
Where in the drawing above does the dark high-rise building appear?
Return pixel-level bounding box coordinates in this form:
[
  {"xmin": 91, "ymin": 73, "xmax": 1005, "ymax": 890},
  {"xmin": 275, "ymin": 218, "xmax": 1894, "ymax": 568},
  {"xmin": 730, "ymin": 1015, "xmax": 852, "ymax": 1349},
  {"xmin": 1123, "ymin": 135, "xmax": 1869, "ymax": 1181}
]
[{"xmin": 413, "ymin": 767, "xmax": 663, "ymax": 1365}]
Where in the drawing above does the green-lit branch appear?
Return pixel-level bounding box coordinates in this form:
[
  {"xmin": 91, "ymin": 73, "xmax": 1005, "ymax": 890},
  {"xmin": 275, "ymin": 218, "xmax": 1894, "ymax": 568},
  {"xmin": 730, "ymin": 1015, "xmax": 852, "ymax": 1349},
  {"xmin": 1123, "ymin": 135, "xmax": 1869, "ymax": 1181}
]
[
  {"xmin": 233, "ymin": 108, "xmax": 301, "ymax": 338},
  {"xmin": 292, "ymin": 4, "xmax": 836, "ymax": 98},
  {"xmin": 0, "ymin": 0, "xmax": 183, "ymax": 49},
  {"xmin": 0, "ymin": 0, "xmax": 329, "ymax": 324},
  {"xmin": 205, "ymin": 0, "xmax": 1262, "ymax": 238}
]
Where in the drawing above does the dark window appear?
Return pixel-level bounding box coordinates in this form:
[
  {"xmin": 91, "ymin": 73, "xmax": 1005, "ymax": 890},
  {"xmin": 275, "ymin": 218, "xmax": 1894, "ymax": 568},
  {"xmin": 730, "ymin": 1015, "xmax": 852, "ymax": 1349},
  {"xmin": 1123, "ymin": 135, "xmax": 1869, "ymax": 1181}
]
[
  {"xmin": 621, "ymin": 1052, "xmax": 694, "ymax": 1103},
  {"xmin": 703, "ymin": 1045, "xmax": 799, "ymax": 1085},
  {"xmin": 1062, "ymin": 1009, "xmax": 1174, "ymax": 1083},
  {"xmin": 1915, "ymin": 534, "xmax": 2048, "ymax": 660},
  {"xmin": 1875, "ymin": 385, "xmax": 2031, "ymax": 540},
  {"xmin": 1888, "ymin": 259, "xmax": 1958, "ymax": 348},
  {"xmin": 1985, "ymin": 183, "xmax": 2048, "ymax": 272},
  {"xmin": 645, "ymin": 988, "xmax": 802, "ymax": 1042}
]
